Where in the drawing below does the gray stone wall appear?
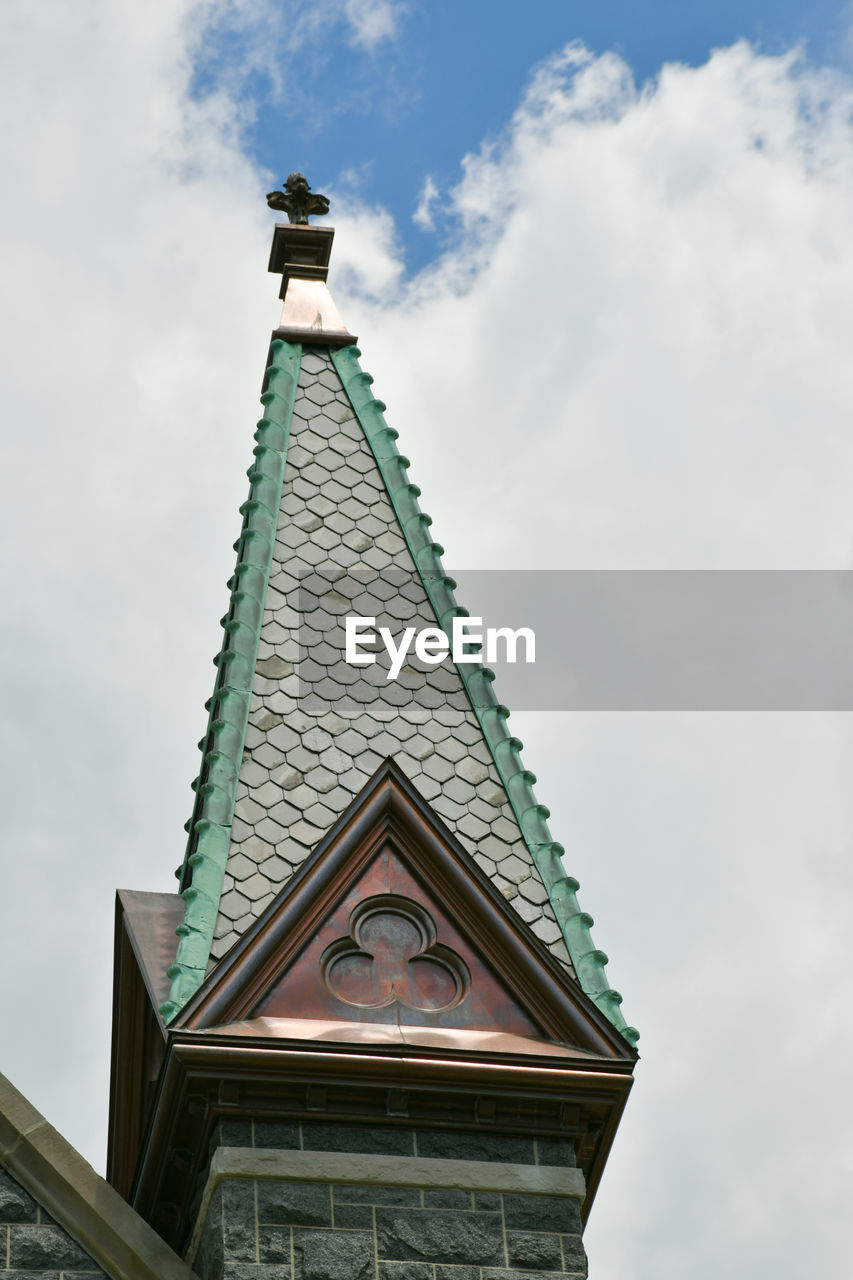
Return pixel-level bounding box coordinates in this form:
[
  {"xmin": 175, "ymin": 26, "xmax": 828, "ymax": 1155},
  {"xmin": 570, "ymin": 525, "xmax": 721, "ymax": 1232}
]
[
  {"xmin": 191, "ymin": 1124, "xmax": 587, "ymax": 1280},
  {"xmin": 0, "ymin": 1164, "xmax": 107, "ymax": 1280}
]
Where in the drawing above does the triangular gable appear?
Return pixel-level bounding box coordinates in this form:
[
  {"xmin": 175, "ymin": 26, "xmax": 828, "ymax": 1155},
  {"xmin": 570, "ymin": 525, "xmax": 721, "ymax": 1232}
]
[
  {"xmin": 252, "ymin": 849, "xmax": 542, "ymax": 1037},
  {"xmin": 174, "ymin": 762, "xmax": 631, "ymax": 1061}
]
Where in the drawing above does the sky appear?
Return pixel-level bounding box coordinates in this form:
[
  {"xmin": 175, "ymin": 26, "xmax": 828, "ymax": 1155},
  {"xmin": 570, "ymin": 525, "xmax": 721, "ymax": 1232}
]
[{"xmin": 2, "ymin": 2, "xmax": 853, "ymax": 1278}]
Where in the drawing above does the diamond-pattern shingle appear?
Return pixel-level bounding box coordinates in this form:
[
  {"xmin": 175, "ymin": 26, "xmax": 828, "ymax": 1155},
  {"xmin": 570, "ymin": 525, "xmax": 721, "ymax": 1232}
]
[{"xmin": 208, "ymin": 349, "xmax": 573, "ymax": 974}]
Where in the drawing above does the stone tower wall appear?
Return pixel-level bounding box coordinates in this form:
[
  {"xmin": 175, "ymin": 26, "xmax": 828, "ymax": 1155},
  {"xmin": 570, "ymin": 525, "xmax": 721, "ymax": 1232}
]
[{"xmin": 189, "ymin": 1122, "xmax": 588, "ymax": 1280}]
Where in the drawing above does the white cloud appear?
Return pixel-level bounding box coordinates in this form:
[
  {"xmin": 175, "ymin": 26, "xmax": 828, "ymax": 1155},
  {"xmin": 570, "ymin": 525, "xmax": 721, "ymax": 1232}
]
[
  {"xmin": 173, "ymin": 0, "xmax": 405, "ymax": 107},
  {"xmin": 333, "ymin": 44, "xmax": 853, "ymax": 1275},
  {"xmin": 1, "ymin": 15, "xmax": 853, "ymax": 1280},
  {"xmin": 343, "ymin": 0, "xmax": 401, "ymax": 50},
  {"xmin": 413, "ymin": 173, "xmax": 439, "ymax": 229},
  {"xmin": 342, "ymin": 41, "xmax": 853, "ymax": 571},
  {"xmin": 327, "ymin": 194, "xmax": 406, "ymax": 300},
  {"xmin": 0, "ymin": 0, "xmax": 272, "ymax": 1158}
]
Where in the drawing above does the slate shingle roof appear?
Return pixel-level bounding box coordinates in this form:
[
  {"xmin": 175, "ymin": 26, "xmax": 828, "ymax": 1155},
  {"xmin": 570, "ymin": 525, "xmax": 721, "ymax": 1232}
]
[
  {"xmin": 162, "ymin": 338, "xmax": 637, "ymax": 1048},
  {"xmin": 210, "ymin": 348, "xmax": 572, "ymax": 967}
]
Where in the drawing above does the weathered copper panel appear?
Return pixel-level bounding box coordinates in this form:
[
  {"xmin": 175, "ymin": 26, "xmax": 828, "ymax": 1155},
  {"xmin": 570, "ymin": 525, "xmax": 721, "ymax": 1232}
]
[
  {"xmin": 254, "ymin": 843, "xmax": 542, "ymax": 1036},
  {"xmin": 118, "ymin": 890, "xmax": 186, "ymax": 1012}
]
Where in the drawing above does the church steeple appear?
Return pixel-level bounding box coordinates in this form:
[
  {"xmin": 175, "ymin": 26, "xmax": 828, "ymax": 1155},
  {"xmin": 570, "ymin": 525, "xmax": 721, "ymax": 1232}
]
[
  {"xmin": 109, "ymin": 181, "xmax": 638, "ymax": 1278},
  {"xmin": 161, "ymin": 185, "xmax": 636, "ymax": 1042}
]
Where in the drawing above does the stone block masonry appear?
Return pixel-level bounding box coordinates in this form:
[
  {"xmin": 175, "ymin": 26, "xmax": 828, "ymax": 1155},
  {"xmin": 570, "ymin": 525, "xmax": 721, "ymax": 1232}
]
[
  {"xmin": 189, "ymin": 1122, "xmax": 588, "ymax": 1280},
  {"xmin": 0, "ymin": 1165, "xmax": 107, "ymax": 1280}
]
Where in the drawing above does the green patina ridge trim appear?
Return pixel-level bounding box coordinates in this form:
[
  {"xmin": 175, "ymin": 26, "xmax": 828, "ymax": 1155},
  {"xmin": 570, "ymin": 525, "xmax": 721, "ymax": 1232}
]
[
  {"xmin": 332, "ymin": 344, "xmax": 638, "ymax": 1048},
  {"xmin": 160, "ymin": 340, "xmax": 302, "ymax": 1022}
]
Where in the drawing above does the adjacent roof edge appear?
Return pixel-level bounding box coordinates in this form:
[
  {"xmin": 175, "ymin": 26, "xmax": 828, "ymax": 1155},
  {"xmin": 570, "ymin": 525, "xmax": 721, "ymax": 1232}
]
[
  {"xmin": 160, "ymin": 340, "xmax": 302, "ymax": 1022},
  {"xmin": 0, "ymin": 1071, "xmax": 197, "ymax": 1280},
  {"xmin": 331, "ymin": 344, "xmax": 639, "ymax": 1048}
]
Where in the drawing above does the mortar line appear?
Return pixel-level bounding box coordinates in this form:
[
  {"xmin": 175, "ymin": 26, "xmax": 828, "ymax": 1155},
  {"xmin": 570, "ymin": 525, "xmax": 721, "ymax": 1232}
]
[
  {"xmin": 254, "ymin": 1178, "xmax": 259, "ymax": 1262},
  {"xmin": 372, "ymin": 1205, "xmax": 379, "ymax": 1280},
  {"xmin": 499, "ymin": 1193, "xmax": 509, "ymax": 1269}
]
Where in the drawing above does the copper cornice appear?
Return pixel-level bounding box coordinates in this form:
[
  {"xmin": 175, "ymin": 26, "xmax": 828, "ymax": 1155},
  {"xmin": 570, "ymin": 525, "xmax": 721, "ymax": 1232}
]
[{"xmin": 130, "ymin": 1028, "xmax": 633, "ymax": 1251}]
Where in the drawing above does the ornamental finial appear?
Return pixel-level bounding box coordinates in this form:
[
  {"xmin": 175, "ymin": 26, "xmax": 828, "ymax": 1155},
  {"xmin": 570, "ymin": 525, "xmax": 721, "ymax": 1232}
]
[{"xmin": 266, "ymin": 172, "xmax": 330, "ymax": 225}]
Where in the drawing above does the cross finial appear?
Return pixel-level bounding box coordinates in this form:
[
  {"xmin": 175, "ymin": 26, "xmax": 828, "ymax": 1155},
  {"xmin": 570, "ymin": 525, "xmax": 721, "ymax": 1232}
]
[{"xmin": 266, "ymin": 172, "xmax": 330, "ymax": 224}]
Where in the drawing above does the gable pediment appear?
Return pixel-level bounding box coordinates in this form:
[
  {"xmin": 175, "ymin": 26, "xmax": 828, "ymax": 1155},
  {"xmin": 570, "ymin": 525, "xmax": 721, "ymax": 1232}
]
[
  {"xmin": 175, "ymin": 761, "xmax": 630, "ymax": 1060},
  {"xmin": 252, "ymin": 843, "xmax": 542, "ymax": 1037}
]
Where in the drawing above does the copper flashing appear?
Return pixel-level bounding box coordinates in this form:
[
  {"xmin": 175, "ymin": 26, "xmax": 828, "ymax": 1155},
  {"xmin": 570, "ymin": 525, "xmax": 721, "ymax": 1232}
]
[
  {"xmin": 271, "ymin": 325, "xmax": 357, "ymax": 347},
  {"xmin": 118, "ymin": 890, "xmax": 186, "ymax": 1014},
  {"xmin": 129, "ymin": 1030, "xmax": 631, "ymax": 1250},
  {"xmin": 267, "ymin": 223, "xmax": 356, "ymax": 346},
  {"xmin": 200, "ymin": 1016, "xmax": 612, "ymax": 1060},
  {"xmin": 108, "ymin": 893, "xmax": 175, "ymax": 1195}
]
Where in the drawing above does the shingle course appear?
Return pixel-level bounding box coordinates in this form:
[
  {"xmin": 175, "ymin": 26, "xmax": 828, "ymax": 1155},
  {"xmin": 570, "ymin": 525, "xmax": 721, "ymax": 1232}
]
[{"xmin": 208, "ymin": 349, "xmax": 574, "ymax": 974}]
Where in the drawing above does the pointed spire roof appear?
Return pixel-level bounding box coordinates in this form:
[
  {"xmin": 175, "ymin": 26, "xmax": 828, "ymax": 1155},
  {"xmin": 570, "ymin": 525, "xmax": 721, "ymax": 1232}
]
[{"xmin": 160, "ymin": 198, "xmax": 637, "ymax": 1050}]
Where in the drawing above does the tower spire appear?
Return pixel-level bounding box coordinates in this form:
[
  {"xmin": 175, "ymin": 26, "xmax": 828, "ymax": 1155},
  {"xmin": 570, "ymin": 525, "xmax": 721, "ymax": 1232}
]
[{"xmin": 108, "ymin": 180, "xmax": 638, "ymax": 1277}]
